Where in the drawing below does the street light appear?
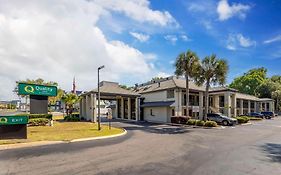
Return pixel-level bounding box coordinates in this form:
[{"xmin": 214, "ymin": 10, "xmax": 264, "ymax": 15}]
[{"xmin": 98, "ymin": 65, "xmax": 105, "ymax": 130}]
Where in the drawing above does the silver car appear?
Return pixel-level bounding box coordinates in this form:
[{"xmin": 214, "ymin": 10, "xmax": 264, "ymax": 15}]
[{"xmin": 207, "ymin": 113, "xmax": 238, "ymax": 126}]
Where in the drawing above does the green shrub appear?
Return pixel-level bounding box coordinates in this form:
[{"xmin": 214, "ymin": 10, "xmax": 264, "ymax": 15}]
[
  {"xmin": 204, "ymin": 121, "xmax": 218, "ymax": 127},
  {"xmin": 247, "ymin": 117, "xmax": 262, "ymax": 121},
  {"xmin": 195, "ymin": 120, "xmax": 205, "ymax": 126},
  {"xmin": 15, "ymin": 113, "xmax": 53, "ymax": 120},
  {"xmin": 186, "ymin": 119, "xmax": 196, "ymax": 125},
  {"xmin": 64, "ymin": 114, "xmax": 80, "ymax": 122},
  {"xmin": 235, "ymin": 116, "xmax": 249, "ymax": 124},
  {"xmin": 29, "ymin": 118, "xmax": 49, "ymax": 126}
]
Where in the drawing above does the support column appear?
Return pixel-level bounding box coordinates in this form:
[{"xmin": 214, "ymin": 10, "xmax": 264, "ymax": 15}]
[
  {"xmin": 121, "ymin": 97, "xmax": 124, "ymax": 119},
  {"xmin": 248, "ymin": 100, "xmax": 251, "ymax": 113},
  {"xmin": 224, "ymin": 92, "xmax": 231, "ymax": 117},
  {"xmin": 135, "ymin": 98, "xmax": 139, "ymax": 121},
  {"xmin": 79, "ymin": 99, "xmax": 83, "ymax": 118},
  {"xmin": 93, "ymin": 94, "xmax": 97, "ymax": 122},
  {"xmin": 128, "ymin": 97, "xmax": 131, "ymax": 120},
  {"xmin": 85, "ymin": 95, "xmax": 89, "ymax": 120},
  {"xmin": 269, "ymin": 101, "xmax": 273, "ymax": 112},
  {"xmin": 90, "ymin": 94, "xmax": 94, "ymax": 122},
  {"xmin": 239, "ymin": 99, "xmax": 243, "ymax": 115},
  {"xmin": 214, "ymin": 95, "xmax": 220, "ymax": 111},
  {"xmin": 199, "ymin": 92, "xmax": 203, "ymax": 120},
  {"xmin": 232, "ymin": 94, "xmax": 237, "ymax": 117},
  {"xmin": 174, "ymin": 89, "xmax": 182, "ymax": 116}
]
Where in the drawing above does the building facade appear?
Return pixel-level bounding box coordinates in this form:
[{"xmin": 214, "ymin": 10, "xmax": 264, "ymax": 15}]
[{"xmin": 80, "ymin": 77, "xmax": 274, "ymax": 123}]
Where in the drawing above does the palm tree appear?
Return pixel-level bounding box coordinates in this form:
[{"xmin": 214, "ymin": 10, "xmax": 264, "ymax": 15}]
[
  {"xmin": 175, "ymin": 50, "xmax": 200, "ymax": 116},
  {"xmin": 194, "ymin": 54, "xmax": 228, "ymax": 121},
  {"xmin": 61, "ymin": 93, "xmax": 79, "ymax": 115}
]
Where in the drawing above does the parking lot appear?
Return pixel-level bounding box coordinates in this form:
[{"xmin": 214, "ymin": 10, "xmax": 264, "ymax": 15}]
[{"xmin": 0, "ymin": 117, "xmax": 281, "ymax": 175}]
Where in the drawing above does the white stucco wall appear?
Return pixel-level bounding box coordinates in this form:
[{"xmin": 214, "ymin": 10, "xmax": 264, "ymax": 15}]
[
  {"xmin": 144, "ymin": 107, "xmax": 169, "ymax": 123},
  {"xmin": 142, "ymin": 91, "xmax": 172, "ymax": 102}
]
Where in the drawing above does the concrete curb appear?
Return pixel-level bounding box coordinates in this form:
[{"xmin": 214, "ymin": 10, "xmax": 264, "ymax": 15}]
[
  {"xmin": 70, "ymin": 129, "xmax": 127, "ymax": 142},
  {"xmin": 241, "ymin": 122, "xmax": 252, "ymax": 126},
  {"xmin": 0, "ymin": 129, "xmax": 127, "ymax": 151}
]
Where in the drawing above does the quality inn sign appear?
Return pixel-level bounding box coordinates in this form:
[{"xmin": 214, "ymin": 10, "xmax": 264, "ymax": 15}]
[{"xmin": 18, "ymin": 83, "xmax": 57, "ymax": 97}]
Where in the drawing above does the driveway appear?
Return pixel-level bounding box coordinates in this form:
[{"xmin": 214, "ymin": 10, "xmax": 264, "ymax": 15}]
[{"xmin": 0, "ymin": 118, "xmax": 281, "ymax": 175}]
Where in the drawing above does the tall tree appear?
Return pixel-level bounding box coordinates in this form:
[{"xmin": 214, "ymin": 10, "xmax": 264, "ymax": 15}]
[
  {"xmin": 195, "ymin": 54, "xmax": 228, "ymax": 121},
  {"xmin": 272, "ymin": 89, "xmax": 281, "ymax": 112},
  {"xmin": 229, "ymin": 68, "xmax": 267, "ymax": 95},
  {"xmin": 175, "ymin": 50, "xmax": 200, "ymax": 116}
]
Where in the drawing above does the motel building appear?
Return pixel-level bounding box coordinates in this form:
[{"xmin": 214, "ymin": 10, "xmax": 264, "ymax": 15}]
[{"xmin": 80, "ymin": 76, "xmax": 274, "ymax": 123}]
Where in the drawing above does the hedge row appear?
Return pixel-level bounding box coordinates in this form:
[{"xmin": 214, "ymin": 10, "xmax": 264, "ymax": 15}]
[
  {"xmin": 187, "ymin": 119, "xmax": 218, "ymax": 127},
  {"xmin": 16, "ymin": 113, "xmax": 53, "ymax": 120},
  {"xmin": 28, "ymin": 118, "xmax": 49, "ymax": 126},
  {"xmin": 64, "ymin": 114, "xmax": 80, "ymax": 122},
  {"xmin": 235, "ymin": 116, "xmax": 249, "ymax": 124}
]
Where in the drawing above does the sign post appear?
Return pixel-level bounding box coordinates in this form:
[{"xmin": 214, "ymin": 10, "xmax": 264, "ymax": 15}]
[
  {"xmin": 0, "ymin": 116, "xmax": 29, "ymax": 139},
  {"xmin": 18, "ymin": 83, "xmax": 57, "ymax": 114}
]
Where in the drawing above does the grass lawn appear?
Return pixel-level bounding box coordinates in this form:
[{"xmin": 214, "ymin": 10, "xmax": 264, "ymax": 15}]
[{"xmin": 0, "ymin": 119, "xmax": 124, "ymax": 145}]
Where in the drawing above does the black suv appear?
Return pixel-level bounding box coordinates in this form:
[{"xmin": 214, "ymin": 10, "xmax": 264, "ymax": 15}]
[{"xmin": 261, "ymin": 112, "xmax": 274, "ymax": 119}]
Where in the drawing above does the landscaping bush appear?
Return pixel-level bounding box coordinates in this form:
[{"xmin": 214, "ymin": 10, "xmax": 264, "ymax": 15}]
[
  {"xmin": 247, "ymin": 117, "xmax": 262, "ymax": 121},
  {"xmin": 171, "ymin": 116, "xmax": 191, "ymax": 124},
  {"xmin": 235, "ymin": 116, "xmax": 249, "ymax": 124},
  {"xmin": 29, "ymin": 118, "xmax": 49, "ymax": 126},
  {"xmin": 186, "ymin": 119, "xmax": 196, "ymax": 125},
  {"xmin": 15, "ymin": 113, "xmax": 53, "ymax": 120},
  {"xmin": 64, "ymin": 114, "xmax": 80, "ymax": 122},
  {"xmin": 195, "ymin": 120, "xmax": 205, "ymax": 126},
  {"xmin": 204, "ymin": 121, "xmax": 218, "ymax": 127}
]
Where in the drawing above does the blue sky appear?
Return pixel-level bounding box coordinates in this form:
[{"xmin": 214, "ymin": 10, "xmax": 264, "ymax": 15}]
[
  {"xmin": 100, "ymin": 0, "xmax": 281, "ymax": 83},
  {"xmin": 1, "ymin": 0, "xmax": 281, "ymax": 100}
]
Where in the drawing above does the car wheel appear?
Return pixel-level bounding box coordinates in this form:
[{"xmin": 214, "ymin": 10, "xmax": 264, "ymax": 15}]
[{"xmin": 222, "ymin": 120, "xmax": 229, "ymax": 126}]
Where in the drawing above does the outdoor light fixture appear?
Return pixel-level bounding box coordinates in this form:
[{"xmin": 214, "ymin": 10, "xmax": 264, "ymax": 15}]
[{"xmin": 97, "ymin": 65, "xmax": 105, "ymax": 130}]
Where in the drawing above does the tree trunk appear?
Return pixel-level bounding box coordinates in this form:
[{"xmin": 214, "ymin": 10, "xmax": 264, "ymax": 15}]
[
  {"xmin": 204, "ymin": 80, "xmax": 210, "ymax": 121},
  {"xmin": 186, "ymin": 74, "xmax": 189, "ymax": 117},
  {"xmin": 277, "ymin": 97, "xmax": 279, "ymax": 112}
]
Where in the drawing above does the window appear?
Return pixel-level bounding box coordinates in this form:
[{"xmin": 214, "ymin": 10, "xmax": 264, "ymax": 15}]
[
  {"xmin": 184, "ymin": 109, "xmax": 187, "ymax": 116},
  {"xmin": 167, "ymin": 90, "xmax": 174, "ymax": 98},
  {"xmin": 172, "ymin": 109, "xmax": 175, "ymax": 116}
]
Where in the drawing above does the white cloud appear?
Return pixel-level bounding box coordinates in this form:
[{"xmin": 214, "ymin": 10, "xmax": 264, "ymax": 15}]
[
  {"xmin": 226, "ymin": 33, "xmax": 256, "ymax": 50},
  {"xmin": 130, "ymin": 32, "xmax": 150, "ymax": 42},
  {"xmin": 180, "ymin": 35, "xmax": 191, "ymax": 42},
  {"xmin": 156, "ymin": 72, "xmax": 171, "ymax": 78},
  {"xmin": 217, "ymin": 0, "xmax": 251, "ymax": 21},
  {"xmin": 164, "ymin": 35, "xmax": 178, "ymax": 45},
  {"xmin": 0, "ymin": 0, "xmax": 176, "ymax": 100},
  {"xmin": 94, "ymin": 0, "xmax": 178, "ymax": 27},
  {"xmin": 264, "ymin": 34, "xmax": 281, "ymax": 44}
]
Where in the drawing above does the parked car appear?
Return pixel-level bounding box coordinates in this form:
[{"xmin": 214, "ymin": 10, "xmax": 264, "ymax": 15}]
[
  {"xmin": 207, "ymin": 113, "xmax": 238, "ymax": 126},
  {"xmin": 245, "ymin": 112, "xmax": 264, "ymax": 119},
  {"xmin": 261, "ymin": 112, "xmax": 274, "ymax": 119}
]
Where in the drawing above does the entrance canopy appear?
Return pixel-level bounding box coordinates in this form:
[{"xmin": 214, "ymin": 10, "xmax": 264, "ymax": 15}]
[
  {"xmin": 82, "ymin": 81, "xmax": 140, "ymax": 100},
  {"xmin": 80, "ymin": 81, "xmax": 141, "ymax": 122}
]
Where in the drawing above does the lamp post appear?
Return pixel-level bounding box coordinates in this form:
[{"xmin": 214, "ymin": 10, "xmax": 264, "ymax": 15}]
[{"xmin": 98, "ymin": 65, "xmax": 105, "ymax": 130}]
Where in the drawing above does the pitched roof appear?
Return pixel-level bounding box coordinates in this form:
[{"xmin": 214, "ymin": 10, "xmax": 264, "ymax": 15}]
[
  {"xmin": 134, "ymin": 76, "xmax": 205, "ymax": 94},
  {"xmin": 82, "ymin": 81, "xmax": 140, "ymax": 97}
]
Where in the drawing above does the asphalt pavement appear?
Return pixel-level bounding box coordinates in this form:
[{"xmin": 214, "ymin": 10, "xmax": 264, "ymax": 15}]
[{"xmin": 0, "ymin": 118, "xmax": 281, "ymax": 175}]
